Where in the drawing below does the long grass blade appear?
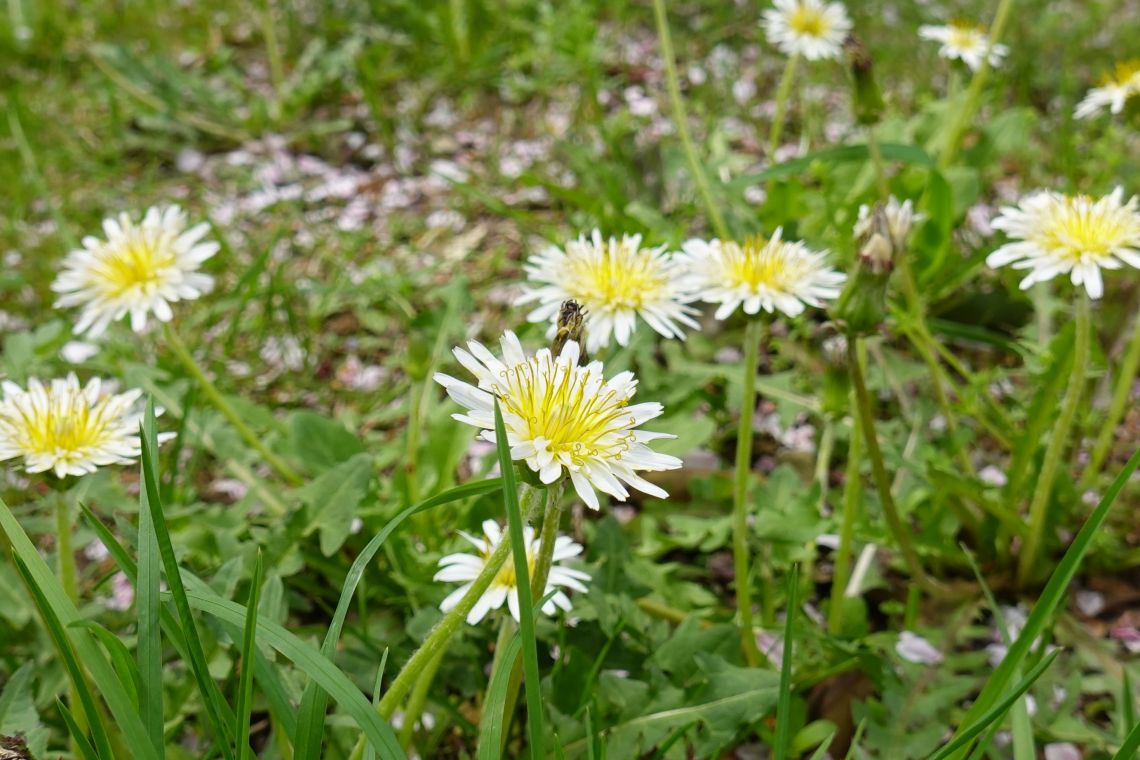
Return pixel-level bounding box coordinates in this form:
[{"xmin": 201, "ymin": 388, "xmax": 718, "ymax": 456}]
[
  {"xmin": 73, "ymin": 620, "xmax": 142, "ymax": 709},
  {"xmin": 941, "ymin": 445, "xmax": 1140, "ymax": 759},
  {"xmin": 138, "ymin": 405, "xmax": 165, "ymax": 754},
  {"xmin": 929, "ymin": 650, "xmax": 1061, "ymax": 760},
  {"xmin": 1115, "ymin": 718, "xmax": 1140, "ymax": 760},
  {"xmin": 478, "ymin": 633, "xmax": 523, "ymax": 760},
  {"xmin": 0, "ymin": 496, "xmax": 161, "ymax": 760},
  {"xmin": 235, "ymin": 550, "xmax": 265, "ymax": 760},
  {"xmin": 293, "ymin": 477, "xmax": 502, "ymax": 759},
  {"xmin": 13, "ymin": 556, "xmax": 116, "ymax": 759},
  {"xmin": 56, "ymin": 700, "xmax": 101, "ymax": 760},
  {"xmin": 493, "ymin": 398, "xmax": 546, "ymax": 759},
  {"xmin": 774, "ymin": 563, "xmax": 800, "ymax": 760},
  {"xmin": 139, "ymin": 398, "xmax": 236, "ymax": 758},
  {"xmin": 179, "ymin": 580, "xmax": 405, "ymax": 759},
  {"xmin": 79, "ymin": 504, "xmax": 297, "ymax": 740}
]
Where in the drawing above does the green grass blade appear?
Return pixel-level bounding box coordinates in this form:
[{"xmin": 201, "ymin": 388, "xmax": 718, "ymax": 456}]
[
  {"xmin": 235, "ymin": 550, "xmax": 265, "ymax": 760},
  {"xmin": 364, "ymin": 649, "xmax": 389, "ymax": 760},
  {"xmin": 0, "ymin": 497, "xmax": 161, "ymax": 760},
  {"xmin": 56, "ymin": 700, "xmax": 101, "ymax": 760},
  {"xmin": 478, "ymin": 633, "xmax": 523, "ymax": 760},
  {"xmin": 941, "ymin": 445, "xmax": 1140, "ymax": 759},
  {"xmin": 774, "ymin": 563, "xmax": 800, "ymax": 760},
  {"xmin": 292, "ymin": 477, "xmax": 502, "ymax": 759},
  {"xmin": 493, "ymin": 399, "xmax": 545, "ymax": 760},
  {"xmin": 649, "ymin": 722, "xmax": 695, "ymax": 760},
  {"xmin": 79, "ymin": 504, "xmax": 297, "ymax": 740},
  {"xmin": 178, "ymin": 580, "xmax": 405, "ymax": 759},
  {"xmin": 139, "ymin": 399, "xmax": 236, "ymax": 759},
  {"xmin": 138, "ymin": 404, "xmax": 165, "ymax": 754},
  {"xmin": 807, "ymin": 730, "xmax": 836, "ymax": 760},
  {"xmin": 1115, "ymin": 718, "xmax": 1140, "ymax": 760},
  {"xmin": 929, "ymin": 650, "xmax": 1061, "ymax": 760},
  {"xmin": 960, "ymin": 546, "xmax": 1035, "ymax": 760},
  {"xmin": 13, "ymin": 556, "xmax": 116, "ymax": 760},
  {"xmin": 73, "ymin": 620, "xmax": 142, "ymax": 709},
  {"xmin": 1121, "ymin": 670, "xmax": 1136, "ymax": 741}
]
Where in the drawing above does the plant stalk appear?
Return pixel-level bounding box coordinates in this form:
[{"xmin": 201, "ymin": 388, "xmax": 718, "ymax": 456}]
[
  {"xmin": 768, "ymin": 54, "xmax": 800, "ymax": 161},
  {"xmin": 733, "ymin": 318, "xmax": 765, "ymax": 666},
  {"xmin": 163, "ymin": 323, "xmax": 304, "ymax": 487},
  {"xmin": 847, "ymin": 337, "xmax": 941, "ymax": 593},
  {"xmin": 1018, "ymin": 294, "xmax": 1092, "ymax": 586},
  {"xmin": 397, "ymin": 646, "xmax": 446, "ymax": 750},
  {"xmin": 651, "ymin": 0, "xmax": 730, "ymax": 239},
  {"xmin": 828, "ymin": 409, "xmax": 862, "ymax": 635},
  {"xmin": 1081, "ymin": 303, "xmax": 1140, "ymax": 490}
]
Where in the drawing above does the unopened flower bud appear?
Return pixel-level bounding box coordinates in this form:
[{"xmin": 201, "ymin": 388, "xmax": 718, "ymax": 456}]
[
  {"xmin": 845, "ymin": 35, "xmax": 885, "ymax": 126},
  {"xmin": 819, "ymin": 331, "xmax": 850, "ymax": 417}
]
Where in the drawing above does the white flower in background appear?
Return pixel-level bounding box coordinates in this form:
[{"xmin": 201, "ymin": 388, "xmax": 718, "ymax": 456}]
[
  {"xmin": 895, "ymin": 631, "xmax": 944, "ymax": 665},
  {"xmin": 854, "ymin": 196, "xmax": 925, "ymax": 251},
  {"xmin": 918, "ymin": 22, "xmax": 1008, "ymax": 71},
  {"xmin": 0, "ymin": 374, "xmax": 167, "ymax": 478},
  {"xmin": 516, "ymin": 230, "xmax": 699, "ymax": 353},
  {"xmin": 435, "ymin": 520, "xmax": 591, "ymax": 624},
  {"xmin": 987, "ymin": 187, "xmax": 1140, "ymax": 299},
  {"xmin": 677, "ymin": 230, "xmax": 846, "ymax": 320},
  {"xmin": 434, "ymin": 331, "xmax": 681, "ymax": 510},
  {"xmin": 53, "ymin": 206, "xmax": 218, "ymax": 336},
  {"xmin": 1075, "ymin": 61, "xmax": 1140, "ymax": 119},
  {"xmin": 762, "ymin": 0, "xmax": 852, "ymax": 61}
]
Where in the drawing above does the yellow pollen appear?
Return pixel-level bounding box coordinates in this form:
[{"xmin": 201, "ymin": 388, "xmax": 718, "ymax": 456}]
[
  {"xmin": 13, "ymin": 399, "xmax": 111, "ymax": 458},
  {"xmin": 728, "ymin": 236, "xmax": 812, "ymax": 290},
  {"xmin": 788, "ymin": 7, "xmax": 827, "ymax": 36},
  {"xmin": 1103, "ymin": 59, "xmax": 1140, "ymax": 87},
  {"xmin": 565, "ymin": 243, "xmax": 666, "ymax": 310},
  {"xmin": 496, "ymin": 359, "xmax": 635, "ymax": 465},
  {"xmin": 488, "ymin": 548, "xmax": 535, "ymax": 588},
  {"xmin": 947, "ymin": 22, "xmax": 984, "ymax": 50},
  {"xmin": 1041, "ymin": 197, "xmax": 1133, "ymax": 260},
  {"xmin": 93, "ymin": 239, "xmax": 175, "ymax": 299}
]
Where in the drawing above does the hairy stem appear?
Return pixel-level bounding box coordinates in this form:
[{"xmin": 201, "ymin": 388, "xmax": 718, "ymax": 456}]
[
  {"xmin": 733, "ymin": 319, "xmax": 765, "ymax": 666},
  {"xmin": 1018, "ymin": 294, "xmax": 1091, "ymax": 585},
  {"xmin": 164, "ymin": 324, "xmax": 304, "ymax": 486},
  {"xmin": 768, "ymin": 54, "xmax": 800, "ymax": 161},
  {"xmin": 828, "ymin": 407, "xmax": 863, "ymax": 635},
  {"xmin": 1080, "ymin": 302, "xmax": 1140, "ymax": 490}
]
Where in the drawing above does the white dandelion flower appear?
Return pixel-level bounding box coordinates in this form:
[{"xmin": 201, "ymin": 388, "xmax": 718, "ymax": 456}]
[
  {"xmin": 434, "ymin": 331, "xmax": 681, "ymax": 510},
  {"xmin": 762, "ymin": 0, "xmax": 852, "ymax": 61},
  {"xmin": 987, "ymin": 187, "xmax": 1140, "ymax": 299},
  {"xmin": 516, "ymin": 230, "xmax": 700, "ymax": 353},
  {"xmin": 1075, "ymin": 61, "xmax": 1140, "ymax": 119},
  {"xmin": 53, "ymin": 205, "xmax": 219, "ymax": 336},
  {"xmin": 676, "ymin": 230, "xmax": 846, "ymax": 320},
  {"xmin": 854, "ymin": 196, "xmax": 925, "ymax": 251},
  {"xmin": 0, "ymin": 374, "xmax": 170, "ymax": 478},
  {"xmin": 918, "ymin": 22, "xmax": 1008, "ymax": 72},
  {"xmin": 435, "ymin": 519, "xmax": 591, "ymax": 624}
]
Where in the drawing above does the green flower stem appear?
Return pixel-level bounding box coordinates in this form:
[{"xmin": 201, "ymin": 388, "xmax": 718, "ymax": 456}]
[
  {"xmin": 651, "ymin": 0, "xmax": 730, "ymax": 239},
  {"xmin": 895, "ymin": 257, "xmax": 977, "ymax": 479},
  {"xmin": 733, "ymin": 319, "xmax": 765, "ymax": 667},
  {"xmin": 828, "ymin": 407, "xmax": 863, "ymax": 635},
  {"xmin": 866, "ymin": 126, "xmax": 890, "ymax": 202},
  {"xmin": 55, "ymin": 492, "xmax": 87, "ymax": 755},
  {"xmin": 163, "ymin": 323, "xmax": 304, "ymax": 487},
  {"xmin": 499, "ymin": 489, "xmax": 563, "ymax": 753},
  {"xmin": 1081, "ymin": 303, "xmax": 1140, "ymax": 491},
  {"xmin": 397, "ymin": 645, "xmax": 447, "ymax": 750},
  {"xmin": 1018, "ymin": 294, "xmax": 1092, "ymax": 586},
  {"xmin": 937, "ymin": 0, "xmax": 1017, "ymax": 169},
  {"xmin": 768, "ymin": 54, "xmax": 800, "ymax": 161},
  {"xmin": 260, "ymin": 0, "xmax": 286, "ymax": 104},
  {"xmin": 349, "ymin": 536, "xmax": 515, "ymax": 760},
  {"xmin": 847, "ymin": 337, "xmax": 941, "ymax": 594}
]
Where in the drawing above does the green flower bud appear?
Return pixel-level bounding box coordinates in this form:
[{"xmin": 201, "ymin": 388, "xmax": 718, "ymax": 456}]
[
  {"xmin": 845, "ymin": 35, "xmax": 885, "ymax": 127},
  {"xmin": 834, "ymin": 204, "xmax": 895, "ymax": 335},
  {"xmin": 820, "ymin": 332, "xmax": 851, "ymax": 418}
]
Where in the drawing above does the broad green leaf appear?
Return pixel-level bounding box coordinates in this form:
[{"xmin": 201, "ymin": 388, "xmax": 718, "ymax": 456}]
[
  {"xmin": 295, "ymin": 452, "xmax": 373, "ymax": 556},
  {"xmin": 287, "ymin": 411, "xmax": 366, "ymax": 473}
]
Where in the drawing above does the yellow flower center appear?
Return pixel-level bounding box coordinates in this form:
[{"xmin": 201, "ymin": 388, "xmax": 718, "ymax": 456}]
[
  {"xmin": 93, "ymin": 239, "xmax": 175, "ymax": 299},
  {"xmin": 728, "ymin": 236, "xmax": 814, "ymax": 290},
  {"xmin": 564, "ymin": 242, "xmax": 667, "ymax": 310},
  {"xmin": 947, "ymin": 22, "xmax": 984, "ymax": 51},
  {"xmin": 1042, "ymin": 196, "xmax": 1135, "ymax": 260},
  {"xmin": 1104, "ymin": 59, "xmax": 1140, "ymax": 87},
  {"xmin": 788, "ymin": 7, "xmax": 827, "ymax": 36},
  {"xmin": 14, "ymin": 398, "xmax": 112, "ymax": 458},
  {"xmin": 497, "ymin": 359, "xmax": 635, "ymax": 464},
  {"xmin": 489, "ymin": 548, "xmax": 536, "ymax": 588}
]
